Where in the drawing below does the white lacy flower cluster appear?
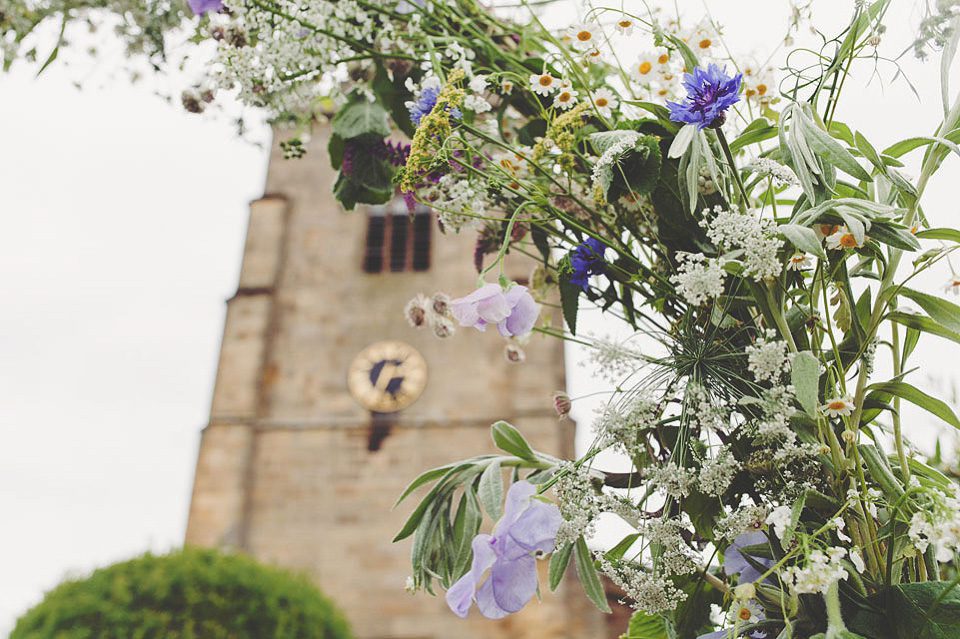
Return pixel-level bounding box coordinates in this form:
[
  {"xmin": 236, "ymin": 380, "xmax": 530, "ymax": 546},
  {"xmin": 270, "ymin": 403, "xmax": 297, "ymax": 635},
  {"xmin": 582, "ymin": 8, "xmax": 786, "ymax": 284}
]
[
  {"xmin": 593, "ymin": 394, "xmax": 659, "ymax": 456},
  {"xmin": 746, "ymin": 330, "xmax": 791, "ymax": 382},
  {"xmin": 671, "ymin": 253, "xmax": 725, "ymax": 305},
  {"xmin": 554, "ymin": 463, "xmax": 640, "ymax": 545},
  {"xmin": 423, "ymin": 175, "xmax": 485, "ymax": 231},
  {"xmin": 704, "ymin": 208, "xmax": 784, "ymax": 281},
  {"xmin": 597, "ymin": 556, "xmax": 688, "ymax": 613},
  {"xmin": 781, "ymin": 547, "xmax": 849, "ymax": 594},
  {"xmin": 583, "ymin": 335, "xmax": 645, "ymax": 383},
  {"xmin": 716, "ymin": 503, "xmax": 769, "ymax": 541},
  {"xmin": 908, "ymin": 490, "xmax": 960, "ymax": 563},
  {"xmin": 213, "ymin": 0, "xmax": 419, "ymax": 115},
  {"xmin": 698, "ymin": 447, "xmax": 740, "ymax": 497},
  {"xmin": 649, "ymin": 462, "xmax": 698, "ymax": 498},
  {"xmin": 643, "ymin": 518, "xmax": 699, "ymax": 575},
  {"xmin": 746, "ymin": 157, "xmax": 798, "ymax": 188}
]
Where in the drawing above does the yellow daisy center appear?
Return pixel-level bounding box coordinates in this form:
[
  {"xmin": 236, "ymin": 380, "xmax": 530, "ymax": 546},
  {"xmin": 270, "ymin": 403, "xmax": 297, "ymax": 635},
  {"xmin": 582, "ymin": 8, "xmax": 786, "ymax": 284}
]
[
  {"xmin": 699, "ymin": 38, "xmax": 712, "ymax": 49},
  {"xmin": 619, "ymin": 20, "xmax": 632, "ymax": 28},
  {"xmin": 637, "ymin": 61, "xmax": 652, "ymax": 74},
  {"xmin": 558, "ymin": 91, "xmax": 572, "ymax": 102},
  {"xmin": 595, "ymin": 97, "xmax": 608, "ymax": 107},
  {"xmin": 539, "ymin": 75, "xmax": 553, "ymax": 87},
  {"xmin": 739, "ymin": 608, "xmax": 752, "ymax": 621},
  {"xmin": 658, "ymin": 53, "xmax": 669, "ymax": 64},
  {"xmin": 840, "ymin": 234, "xmax": 858, "ymax": 248},
  {"xmin": 577, "ymin": 30, "xmax": 592, "ymax": 42},
  {"xmin": 756, "ymin": 83, "xmax": 768, "ymax": 95},
  {"xmin": 828, "ymin": 400, "xmax": 848, "ymax": 411}
]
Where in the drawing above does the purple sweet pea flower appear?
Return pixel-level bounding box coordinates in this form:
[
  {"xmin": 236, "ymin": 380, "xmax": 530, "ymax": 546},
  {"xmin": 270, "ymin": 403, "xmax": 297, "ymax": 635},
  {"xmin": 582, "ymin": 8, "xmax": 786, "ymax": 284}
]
[
  {"xmin": 724, "ymin": 531, "xmax": 774, "ymax": 585},
  {"xmin": 666, "ymin": 64, "xmax": 742, "ymax": 130},
  {"xmin": 445, "ymin": 480, "xmax": 561, "ymax": 619},
  {"xmin": 450, "ymin": 283, "xmax": 540, "ymax": 337},
  {"xmin": 187, "ymin": 0, "xmax": 223, "ymax": 15}
]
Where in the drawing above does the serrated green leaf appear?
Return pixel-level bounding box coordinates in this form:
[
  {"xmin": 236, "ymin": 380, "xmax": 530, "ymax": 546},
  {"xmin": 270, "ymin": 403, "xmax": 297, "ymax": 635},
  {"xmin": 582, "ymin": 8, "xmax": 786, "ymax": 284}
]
[
  {"xmin": 779, "ymin": 224, "xmax": 827, "ymax": 260},
  {"xmin": 623, "ymin": 610, "xmax": 668, "ymax": 639},
  {"xmin": 491, "ymin": 420, "xmax": 537, "ymax": 460},
  {"xmin": 866, "ymin": 381, "xmax": 960, "ymax": 429},
  {"xmin": 548, "ymin": 542, "xmax": 573, "ymax": 591},
  {"xmin": 887, "ymin": 580, "xmax": 960, "ymax": 639},
  {"xmin": 898, "ymin": 287, "xmax": 960, "ymax": 334},
  {"xmin": 574, "ymin": 537, "xmax": 612, "ymax": 613},
  {"xmin": 478, "ymin": 459, "xmax": 504, "ymax": 519},
  {"xmin": 791, "ymin": 351, "xmax": 821, "ymax": 416},
  {"xmin": 558, "ymin": 255, "xmax": 580, "ymax": 335},
  {"xmin": 332, "ymin": 97, "xmax": 391, "ymax": 139}
]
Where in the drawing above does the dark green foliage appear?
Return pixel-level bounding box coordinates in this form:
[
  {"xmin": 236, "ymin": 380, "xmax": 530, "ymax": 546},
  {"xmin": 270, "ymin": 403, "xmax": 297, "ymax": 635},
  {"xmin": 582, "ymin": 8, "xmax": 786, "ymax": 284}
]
[{"xmin": 11, "ymin": 547, "xmax": 352, "ymax": 639}]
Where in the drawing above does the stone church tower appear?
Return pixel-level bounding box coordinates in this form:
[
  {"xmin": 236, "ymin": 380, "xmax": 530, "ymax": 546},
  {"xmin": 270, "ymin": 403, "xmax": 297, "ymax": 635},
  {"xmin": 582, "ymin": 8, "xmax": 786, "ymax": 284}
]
[{"xmin": 185, "ymin": 124, "xmax": 610, "ymax": 639}]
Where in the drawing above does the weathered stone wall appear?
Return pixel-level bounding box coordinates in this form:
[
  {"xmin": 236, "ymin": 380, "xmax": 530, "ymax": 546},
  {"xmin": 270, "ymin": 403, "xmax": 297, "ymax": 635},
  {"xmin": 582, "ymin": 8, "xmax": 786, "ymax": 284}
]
[{"xmin": 186, "ymin": 123, "xmax": 607, "ymax": 639}]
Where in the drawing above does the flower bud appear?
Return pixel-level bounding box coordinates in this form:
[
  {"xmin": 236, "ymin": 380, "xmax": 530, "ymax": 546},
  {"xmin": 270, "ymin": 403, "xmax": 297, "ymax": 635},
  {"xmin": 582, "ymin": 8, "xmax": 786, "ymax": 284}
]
[
  {"xmin": 553, "ymin": 391, "xmax": 572, "ymax": 419},
  {"xmin": 841, "ymin": 429, "xmax": 856, "ymax": 444},
  {"xmin": 504, "ymin": 343, "xmax": 526, "ymax": 363},
  {"xmin": 433, "ymin": 315, "xmax": 456, "ymax": 339},
  {"xmin": 404, "ymin": 294, "xmax": 429, "ymax": 328},
  {"xmin": 431, "ymin": 292, "xmax": 451, "ymax": 316},
  {"xmin": 733, "ymin": 583, "xmax": 756, "ymax": 601}
]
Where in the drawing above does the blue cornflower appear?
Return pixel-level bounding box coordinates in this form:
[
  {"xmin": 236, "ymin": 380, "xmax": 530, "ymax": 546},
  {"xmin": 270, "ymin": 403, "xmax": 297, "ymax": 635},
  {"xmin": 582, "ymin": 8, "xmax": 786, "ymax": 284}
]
[
  {"xmin": 569, "ymin": 238, "xmax": 607, "ymax": 291},
  {"xmin": 408, "ymin": 87, "xmax": 463, "ymax": 127},
  {"xmin": 666, "ymin": 64, "xmax": 742, "ymax": 130}
]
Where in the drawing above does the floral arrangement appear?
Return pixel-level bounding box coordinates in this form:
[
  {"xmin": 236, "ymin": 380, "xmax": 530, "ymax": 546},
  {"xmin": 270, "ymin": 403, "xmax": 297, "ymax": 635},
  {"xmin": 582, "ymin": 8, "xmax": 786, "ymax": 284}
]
[{"xmin": 187, "ymin": 0, "xmax": 960, "ymax": 637}]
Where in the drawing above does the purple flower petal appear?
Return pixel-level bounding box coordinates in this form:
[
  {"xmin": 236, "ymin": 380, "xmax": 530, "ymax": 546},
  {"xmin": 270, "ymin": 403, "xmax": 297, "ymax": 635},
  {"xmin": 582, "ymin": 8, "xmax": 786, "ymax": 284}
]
[
  {"xmin": 187, "ymin": 0, "xmax": 222, "ymax": 15},
  {"xmin": 445, "ymin": 534, "xmax": 497, "ymax": 617},
  {"xmin": 498, "ymin": 286, "xmax": 540, "ymax": 337},
  {"xmin": 724, "ymin": 531, "xmax": 773, "ymax": 584},
  {"xmin": 488, "ymin": 553, "xmax": 538, "ymax": 614},
  {"xmin": 508, "ymin": 499, "xmax": 561, "ymax": 554}
]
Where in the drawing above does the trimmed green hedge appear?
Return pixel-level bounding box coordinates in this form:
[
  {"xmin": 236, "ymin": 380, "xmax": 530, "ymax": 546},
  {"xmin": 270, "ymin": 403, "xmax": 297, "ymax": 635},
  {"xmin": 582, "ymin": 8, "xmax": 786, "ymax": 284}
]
[{"xmin": 11, "ymin": 547, "xmax": 352, "ymax": 639}]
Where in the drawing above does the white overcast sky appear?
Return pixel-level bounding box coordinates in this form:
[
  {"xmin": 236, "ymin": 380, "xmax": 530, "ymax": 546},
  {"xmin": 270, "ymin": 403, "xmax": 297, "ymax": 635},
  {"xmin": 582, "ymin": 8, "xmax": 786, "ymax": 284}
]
[{"xmin": 3, "ymin": 1, "xmax": 960, "ymax": 635}]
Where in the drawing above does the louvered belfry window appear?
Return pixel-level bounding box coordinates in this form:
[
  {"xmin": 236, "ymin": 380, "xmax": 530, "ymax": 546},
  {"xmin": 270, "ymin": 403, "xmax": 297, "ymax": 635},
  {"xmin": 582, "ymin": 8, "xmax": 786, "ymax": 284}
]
[{"xmin": 362, "ymin": 196, "xmax": 431, "ymax": 273}]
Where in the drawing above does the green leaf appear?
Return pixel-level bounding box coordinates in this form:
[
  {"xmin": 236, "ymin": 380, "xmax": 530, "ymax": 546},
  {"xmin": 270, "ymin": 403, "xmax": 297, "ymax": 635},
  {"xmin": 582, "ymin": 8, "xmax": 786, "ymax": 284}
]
[
  {"xmin": 548, "ymin": 542, "xmax": 573, "ymax": 591},
  {"xmin": 574, "ymin": 537, "xmax": 612, "ymax": 613},
  {"xmin": 886, "ymin": 581, "xmax": 960, "ymax": 639},
  {"xmin": 800, "ymin": 112, "xmax": 872, "ymax": 182},
  {"xmin": 490, "ymin": 420, "xmax": 537, "ymax": 461},
  {"xmin": 865, "ymin": 381, "xmax": 960, "ymax": 429},
  {"xmin": 882, "ymin": 134, "xmax": 960, "ymax": 161},
  {"xmin": 730, "ymin": 118, "xmax": 777, "ymax": 154},
  {"xmin": 452, "ymin": 486, "xmax": 483, "ymax": 577},
  {"xmin": 623, "ymin": 610, "xmax": 668, "ymax": 639},
  {"xmin": 898, "ymin": 287, "xmax": 960, "ymax": 334},
  {"xmin": 916, "ymin": 228, "xmax": 960, "ymax": 243},
  {"xmin": 603, "ymin": 533, "xmax": 641, "ymax": 562},
  {"xmin": 332, "ymin": 97, "xmax": 391, "ymax": 139},
  {"xmin": 394, "ymin": 462, "xmax": 461, "ymax": 507},
  {"xmin": 791, "ymin": 351, "xmax": 821, "ymax": 416},
  {"xmin": 855, "ymin": 130, "xmax": 886, "ymax": 176},
  {"xmin": 887, "ymin": 311, "xmax": 960, "ymax": 347},
  {"xmin": 478, "ymin": 459, "xmax": 504, "ymax": 519},
  {"xmin": 558, "ymin": 255, "xmax": 580, "ymax": 335},
  {"xmin": 779, "ymin": 224, "xmax": 827, "ymax": 260}
]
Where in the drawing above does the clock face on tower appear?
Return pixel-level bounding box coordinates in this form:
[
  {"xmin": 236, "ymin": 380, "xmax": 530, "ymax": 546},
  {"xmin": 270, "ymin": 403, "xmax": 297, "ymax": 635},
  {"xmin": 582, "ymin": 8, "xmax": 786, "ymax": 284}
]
[{"xmin": 347, "ymin": 340, "xmax": 428, "ymax": 413}]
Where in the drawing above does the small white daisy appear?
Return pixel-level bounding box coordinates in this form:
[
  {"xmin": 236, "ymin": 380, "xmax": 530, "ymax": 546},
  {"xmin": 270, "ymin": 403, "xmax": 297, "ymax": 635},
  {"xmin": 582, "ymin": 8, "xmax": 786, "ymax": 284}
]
[
  {"xmin": 820, "ymin": 397, "xmax": 855, "ymax": 418},
  {"xmin": 568, "ymin": 22, "xmax": 601, "ymax": 50},
  {"xmin": 554, "ymin": 86, "xmax": 579, "ymax": 109},
  {"xmin": 825, "ymin": 226, "xmax": 862, "ymax": 250},
  {"xmin": 614, "ymin": 16, "xmax": 635, "ymax": 35},
  {"xmin": 944, "ymin": 276, "xmax": 960, "ymax": 295},
  {"xmin": 630, "ymin": 52, "xmax": 656, "ymax": 81},
  {"xmin": 787, "ymin": 252, "xmax": 813, "ymax": 271},
  {"xmin": 530, "ymin": 72, "xmax": 558, "ymax": 96},
  {"xmin": 591, "ymin": 87, "xmax": 618, "ymax": 118}
]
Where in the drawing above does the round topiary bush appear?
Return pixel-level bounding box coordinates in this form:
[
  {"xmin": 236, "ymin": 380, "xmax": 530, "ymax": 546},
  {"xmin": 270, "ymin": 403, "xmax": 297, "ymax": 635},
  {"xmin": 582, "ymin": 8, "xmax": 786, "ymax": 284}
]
[{"xmin": 11, "ymin": 547, "xmax": 352, "ymax": 639}]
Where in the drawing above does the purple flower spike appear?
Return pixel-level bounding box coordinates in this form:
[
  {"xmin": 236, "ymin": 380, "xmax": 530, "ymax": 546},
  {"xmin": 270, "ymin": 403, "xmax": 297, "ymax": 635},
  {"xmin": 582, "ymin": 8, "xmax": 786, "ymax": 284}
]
[
  {"xmin": 666, "ymin": 64, "xmax": 742, "ymax": 130},
  {"xmin": 187, "ymin": 0, "xmax": 223, "ymax": 16},
  {"xmin": 450, "ymin": 282, "xmax": 541, "ymax": 337},
  {"xmin": 445, "ymin": 480, "xmax": 561, "ymax": 619},
  {"xmin": 724, "ymin": 531, "xmax": 774, "ymax": 585}
]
